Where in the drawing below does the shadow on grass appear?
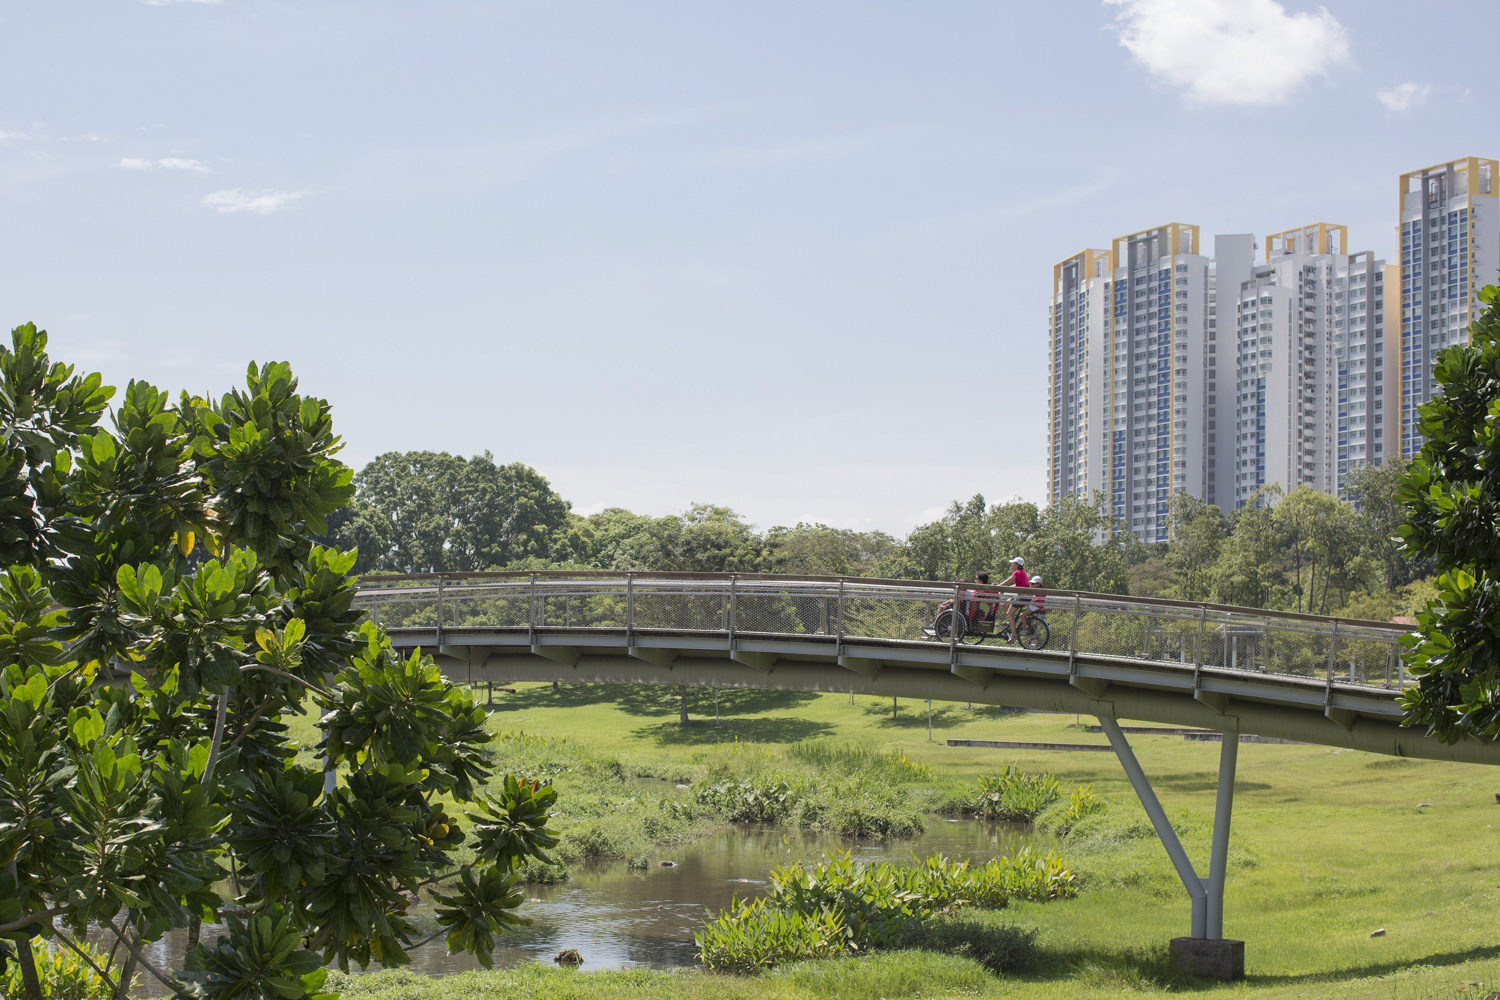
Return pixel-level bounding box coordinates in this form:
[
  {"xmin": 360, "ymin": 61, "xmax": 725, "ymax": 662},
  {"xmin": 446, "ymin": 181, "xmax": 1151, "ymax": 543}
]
[
  {"xmin": 858, "ymin": 699, "xmax": 968, "ymax": 729},
  {"xmin": 1244, "ymin": 943, "xmax": 1500, "ymax": 989},
  {"xmin": 1025, "ymin": 939, "xmax": 1500, "ymax": 992},
  {"xmin": 632, "ymin": 717, "xmax": 836, "ymax": 746},
  {"xmin": 1147, "ymin": 772, "xmax": 1274, "ymax": 793},
  {"xmin": 485, "ymin": 682, "xmax": 820, "ymax": 718}
]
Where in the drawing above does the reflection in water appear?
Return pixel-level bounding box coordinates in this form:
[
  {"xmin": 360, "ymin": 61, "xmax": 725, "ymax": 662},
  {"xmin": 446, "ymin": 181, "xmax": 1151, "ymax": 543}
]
[{"xmin": 121, "ymin": 815, "xmax": 1051, "ymax": 996}]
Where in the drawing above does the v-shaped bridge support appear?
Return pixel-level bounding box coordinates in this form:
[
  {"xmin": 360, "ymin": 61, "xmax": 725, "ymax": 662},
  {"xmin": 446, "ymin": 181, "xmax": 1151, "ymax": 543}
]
[{"xmin": 1097, "ymin": 714, "xmax": 1244, "ymax": 979}]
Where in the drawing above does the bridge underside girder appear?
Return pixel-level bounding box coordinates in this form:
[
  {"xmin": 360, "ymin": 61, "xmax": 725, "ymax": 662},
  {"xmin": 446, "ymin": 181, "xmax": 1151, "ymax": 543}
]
[{"xmin": 417, "ymin": 636, "xmax": 1500, "ymax": 766}]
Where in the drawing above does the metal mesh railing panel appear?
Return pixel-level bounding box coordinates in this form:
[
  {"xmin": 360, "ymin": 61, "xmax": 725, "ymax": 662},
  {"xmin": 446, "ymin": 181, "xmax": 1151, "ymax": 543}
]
[{"xmin": 355, "ymin": 576, "xmax": 1409, "ymax": 690}]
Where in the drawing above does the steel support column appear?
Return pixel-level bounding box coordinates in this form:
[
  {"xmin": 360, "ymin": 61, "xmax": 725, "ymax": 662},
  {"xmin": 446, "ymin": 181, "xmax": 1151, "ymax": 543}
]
[
  {"xmin": 1098, "ymin": 715, "xmax": 1208, "ymax": 938},
  {"xmin": 1206, "ymin": 722, "xmax": 1238, "ymax": 939}
]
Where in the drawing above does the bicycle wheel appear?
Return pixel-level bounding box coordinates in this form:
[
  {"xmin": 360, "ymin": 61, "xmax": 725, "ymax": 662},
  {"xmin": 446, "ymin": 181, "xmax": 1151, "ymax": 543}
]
[
  {"xmin": 933, "ymin": 609, "xmax": 966, "ymax": 642},
  {"xmin": 1017, "ymin": 616, "xmax": 1050, "ymax": 651}
]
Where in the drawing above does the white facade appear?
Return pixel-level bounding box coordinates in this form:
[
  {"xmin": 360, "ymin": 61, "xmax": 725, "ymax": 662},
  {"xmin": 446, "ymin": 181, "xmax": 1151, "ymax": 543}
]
[
  {"xmin": 1230, "ymin": 225, "xmax": 1396, "ymax": 506},
  {"xmin": 1399, "ymin": 157, "xmax": 1500, "ymax": 457},
  {"xmin": 1048, "ymin": 224, "xmax": 1212, "ymax": 542},
  {"xmin": 1049, "ymin": 222, "xmax": 1394, "ymax": 539}
]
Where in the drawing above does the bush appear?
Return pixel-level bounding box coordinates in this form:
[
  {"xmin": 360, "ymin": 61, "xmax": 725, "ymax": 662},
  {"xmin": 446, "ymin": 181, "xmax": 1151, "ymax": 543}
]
[
  {"xmin": 695, "ymin": 896, "xmax": 848, "ymax": 973},
  {"xmin": 697, "ymin": 850, "xmax": 1058, "ymax": 973},
  {"xmin": 972, "ymin": 766, "xmax": 1061, "ymax": 821},
  {"xmin": 696, "ymin": 779, "xmax": 799, "ymax": 823},
  {"xmin": 1036, "ymin": 784, "xmax": 1108, "ymax": 836},
  {"xmin": 3, "ymin": 941, "xmax": 117, "ymax": 1000}
]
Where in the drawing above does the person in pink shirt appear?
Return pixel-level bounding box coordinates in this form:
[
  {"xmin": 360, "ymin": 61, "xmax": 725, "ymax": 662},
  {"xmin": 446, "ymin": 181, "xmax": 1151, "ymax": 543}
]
[{"xmin": 1003, "ymin": 556, "xmax": 1030, "ymax": 638}]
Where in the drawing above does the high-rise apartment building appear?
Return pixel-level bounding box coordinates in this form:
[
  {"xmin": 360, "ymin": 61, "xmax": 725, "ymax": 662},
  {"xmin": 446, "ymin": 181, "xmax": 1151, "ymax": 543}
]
[
  {"xmin": 1399, "ymin": 157, "xmax": 1500, "ymax": 456},
  {"xmin": 1049, "ymin": 222, "xmax": 1396, "ymax": 539},
  {"xmin": 1228, "ymin": 225, "xmax": 1397, "ymax": 506},
  {"xmin": 1047, "ymin": 224, "xmax": 1212, "ymax": 541}
]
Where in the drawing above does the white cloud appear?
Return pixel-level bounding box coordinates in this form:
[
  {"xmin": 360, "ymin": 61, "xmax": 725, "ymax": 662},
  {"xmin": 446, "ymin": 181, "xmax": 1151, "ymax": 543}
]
[
  {"xmin": 201, "ymin": 188, "xmax": 311, "ymax": 215},
  {"xmin": 0, "ymin": 130, "xmax": 31, "ymax": 142},
  {"xmin": 1105, "ymin": 0, "xmax": 1350, "ymax": 105},
  {"xmin": 119, "ymin": 156, "xmax": 213, "ymax": 172},
  {"xmin": 156, "ymin": 157, "xmax": 213, "ymax": 173},
  {"xmin": 1377, "ymin": 81, "xmax": 1434, "ymax": 113}
]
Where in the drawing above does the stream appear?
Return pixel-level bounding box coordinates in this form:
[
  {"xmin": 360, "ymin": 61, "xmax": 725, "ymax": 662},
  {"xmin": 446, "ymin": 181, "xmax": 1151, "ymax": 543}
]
[{"xmin": 117, "ymin": 814, "xmax": 1053, "ymax": 994}]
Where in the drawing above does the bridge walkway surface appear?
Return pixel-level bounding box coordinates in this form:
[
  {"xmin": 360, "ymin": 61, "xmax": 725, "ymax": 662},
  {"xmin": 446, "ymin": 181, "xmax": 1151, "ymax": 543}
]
[{"xmin": 354, "ymin": 571, "xmax": 1500, "ymax": 980}]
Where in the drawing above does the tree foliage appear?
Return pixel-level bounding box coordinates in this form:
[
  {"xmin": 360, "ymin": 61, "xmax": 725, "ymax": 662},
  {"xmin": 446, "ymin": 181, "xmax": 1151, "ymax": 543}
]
[
  {"xmin": 332, "ymin": 452, "xmax": 575, "ymax": 573},
  {"xmin": 0, "ymin": 325, "xmax": 557, "ymax": 1000},
  {"xmin": 1397, "ymin": 285, "xmax": 1500, "ymax": 744}
]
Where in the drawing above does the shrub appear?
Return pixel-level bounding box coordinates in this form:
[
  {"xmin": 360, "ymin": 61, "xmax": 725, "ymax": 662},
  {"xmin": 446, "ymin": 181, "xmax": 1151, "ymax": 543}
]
[
  {"xmin": 3, "ymin": 941, "xmax": 116, "ymax": 1000},
  {"xmin": 695, "ymin": 896, "xmax": 849, "ymax": 973},
  {"xmin": 696, "ymin": 779, "xmax": 798, "ymax": 823},
  {"xmin": 697, "ymin": 851, "xmax": 1051, "ymax": 973},
  {"xmin": 984, "ymin": 846, "xmax": 1078, "ymax": 902},
  {"xmin": 972, "ymin": 766, "xmax": 1061, "ymax": 821},
  {"xmin": 1036, "ymin": 784, "xmax": 1109, "ymax": 836}
]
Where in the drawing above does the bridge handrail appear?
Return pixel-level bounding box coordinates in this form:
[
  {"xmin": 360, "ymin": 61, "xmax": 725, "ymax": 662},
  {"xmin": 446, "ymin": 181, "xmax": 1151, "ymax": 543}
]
[
  {"xmin": 352, "ymin": 571, "xmax": 1411, "ymax": 634},
  {"xmin": 351, "ymin": 572, "xmax": 1411, "ymax": 691}
]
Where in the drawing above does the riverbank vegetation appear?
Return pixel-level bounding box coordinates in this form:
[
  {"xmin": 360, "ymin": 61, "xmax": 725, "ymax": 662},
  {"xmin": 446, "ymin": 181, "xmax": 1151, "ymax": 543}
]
[{"xmin": 325, "ymin": 682, "xmax": 1500, "ymax": 999}]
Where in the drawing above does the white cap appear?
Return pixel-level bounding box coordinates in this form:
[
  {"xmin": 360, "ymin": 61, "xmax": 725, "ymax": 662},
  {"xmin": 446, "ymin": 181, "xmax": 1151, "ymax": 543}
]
[
  {"xmin": 1030, "ymin": 576, "xmax": 1042, "ymax": 586},
  {"xmin": 1010, "ymin": 556, "xmax": 1025, "ymax": 567}
]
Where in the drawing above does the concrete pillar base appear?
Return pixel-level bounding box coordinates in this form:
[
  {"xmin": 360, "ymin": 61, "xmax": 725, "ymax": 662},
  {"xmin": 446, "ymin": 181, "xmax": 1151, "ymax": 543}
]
[{"xmin": 1170, "ymin": 937, "xmax": 1244, "ymax": 980}]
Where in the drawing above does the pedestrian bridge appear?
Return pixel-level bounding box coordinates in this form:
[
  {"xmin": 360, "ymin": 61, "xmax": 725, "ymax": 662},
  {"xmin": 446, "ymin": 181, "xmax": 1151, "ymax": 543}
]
[
  {"xmin": 354, "ymin": 571, "xmax": 1498, "ymax": 976},
  {"xmin": 354, "ymin": 571, "xmax": 1484, "ymax": 765}
]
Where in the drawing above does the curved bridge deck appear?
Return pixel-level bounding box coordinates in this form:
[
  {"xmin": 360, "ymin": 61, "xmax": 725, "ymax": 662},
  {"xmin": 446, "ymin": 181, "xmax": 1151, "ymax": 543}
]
[{"xmin": 353, "ymin": 572, "xmax": 1492, "ymax": 766}]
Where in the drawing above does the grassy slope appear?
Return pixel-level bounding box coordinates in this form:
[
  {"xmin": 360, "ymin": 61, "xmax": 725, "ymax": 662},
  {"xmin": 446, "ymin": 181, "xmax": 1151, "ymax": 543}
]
[{"xmin": 337, "ymin": 682, "xmax": 1500, "ymax": 999}]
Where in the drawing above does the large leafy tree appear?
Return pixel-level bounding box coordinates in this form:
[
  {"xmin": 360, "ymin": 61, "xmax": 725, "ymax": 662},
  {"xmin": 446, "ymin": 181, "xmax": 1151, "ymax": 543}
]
[
  {"xmin": 333, "ymin": 452, "xmax": 575, "ymax": 573},
  {"xmin": 0, "ymin": 325, "xmax": 556, "ymax": 1000},
  {"xmin": 1398, "ymin": 285, "xmax": 1500, "ymax": 744}
]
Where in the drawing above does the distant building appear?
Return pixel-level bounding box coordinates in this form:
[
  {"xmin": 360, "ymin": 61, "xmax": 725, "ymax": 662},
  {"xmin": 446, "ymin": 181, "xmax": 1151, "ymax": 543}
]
[
  {"xmin": 1048, "ymin": 224, "xmax": 1213, "ymax": 541},
  {"xmin": 1398, "ymin": 157, "xmax": 1500, "ymax": 457},
  {"xmin": 1228, "ymin": 224, "xmax": 1397, "ymax": 506},
  {"xmin": 1049, "ymin": 224, "xmax": 1396, "ymax": 540}
]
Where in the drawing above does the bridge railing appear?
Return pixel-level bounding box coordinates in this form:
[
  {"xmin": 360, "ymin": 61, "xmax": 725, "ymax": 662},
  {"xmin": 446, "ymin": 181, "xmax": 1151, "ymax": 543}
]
[{"xmin": 353, "ymin": 573, "xmax": 1412, "ymax": 691}]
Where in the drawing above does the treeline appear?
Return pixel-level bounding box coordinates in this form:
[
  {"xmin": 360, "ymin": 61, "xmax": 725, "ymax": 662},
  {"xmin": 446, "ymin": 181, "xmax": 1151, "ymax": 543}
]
[{"xmin": 321, "ymin": 450, "xmax": 1429, "ymax": 621}]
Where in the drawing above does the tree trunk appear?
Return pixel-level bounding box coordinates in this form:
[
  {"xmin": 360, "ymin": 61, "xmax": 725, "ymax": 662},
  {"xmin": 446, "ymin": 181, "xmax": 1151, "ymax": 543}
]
[
  {"xmin": 6, "ymin": 863, "xmax": 40, "ymax": 1000},
  {"xmin": 892, "ymin": 697, "xmax": 898, "ymax": 720},
  {"xmin": 184, "ymin": 914, "xmax": 202, "ymax": 971},
  {"xmin": 678, "ymin": 685, "xmax": 688, "ymax": 726},
  {"xmin": 16, "ymin": 937, "xmax": 42, "ymax": 1000}
]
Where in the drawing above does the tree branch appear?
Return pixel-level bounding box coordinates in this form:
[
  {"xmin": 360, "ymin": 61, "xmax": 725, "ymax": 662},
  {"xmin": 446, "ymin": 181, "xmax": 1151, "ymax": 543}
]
[
  {"xmin": 0, "ymin": 906, "xmax": 66, "ymax": 933},
  {"xmin": 239, "ymin": 665, "xmax": 333, "ymax": 699},
  {"xmin": 203, "ymin": 685, "xmax": 234, "ymax": 787},
  {"xmin": 225, "ymin": 692, "xmax": 280, "ymax": 752},
  {"xmin": 105, "ymin": 918, "xmax": 180, "ymax": 994}
]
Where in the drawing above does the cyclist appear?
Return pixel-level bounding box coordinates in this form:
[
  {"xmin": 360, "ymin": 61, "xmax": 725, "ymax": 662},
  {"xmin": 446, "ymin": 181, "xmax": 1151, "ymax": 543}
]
[{"xmin": 1003, "ymin": 556, "xmax": 1031, "ymax": 639}]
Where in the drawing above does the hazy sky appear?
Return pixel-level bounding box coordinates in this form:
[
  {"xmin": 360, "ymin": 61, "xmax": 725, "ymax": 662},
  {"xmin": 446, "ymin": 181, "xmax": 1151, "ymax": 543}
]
[{"xmin": 1, "ymin": 1, "xmax": 1492, "ymax": 535}]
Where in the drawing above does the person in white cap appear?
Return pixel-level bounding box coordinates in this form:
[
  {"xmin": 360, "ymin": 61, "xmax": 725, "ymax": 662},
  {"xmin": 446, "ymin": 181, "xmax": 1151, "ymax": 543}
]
[{"xmin": 1003, "ymin": 556, "xmax": 1030, "ymax": 639}]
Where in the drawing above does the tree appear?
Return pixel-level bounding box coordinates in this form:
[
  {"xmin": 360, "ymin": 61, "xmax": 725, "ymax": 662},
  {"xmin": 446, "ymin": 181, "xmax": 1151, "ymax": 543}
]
[
  {"xmin": 0, "ymin": 325, "xmax": 557, "ymax": 1000},
  {"xmin": 1345, "ymin": 457, "xmax": 1420, "ymax": 590},
  {"xmin": 763, "ymin": 523, "xmax": 903, "ymax": 578},
  {"xmin": 587, "ymin": 504, "xmax": 763, "ymax": 573},
  {"xmin": 1398, "ymin": 285, "xmax": 1500, "ymax": 744},
  {"xmin": 1165, "ymin": 493, "xmax": 1226, "ymax": 602},
  {"xmin": 337, "ymin": 452, "xmax": 573, "ymax": 573}
]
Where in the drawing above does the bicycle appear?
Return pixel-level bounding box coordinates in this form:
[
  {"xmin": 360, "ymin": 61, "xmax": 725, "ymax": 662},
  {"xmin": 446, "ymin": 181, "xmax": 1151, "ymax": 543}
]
[{"xmin": 925, "ymin": 600, "xmax": 1050, "ymax": 650}]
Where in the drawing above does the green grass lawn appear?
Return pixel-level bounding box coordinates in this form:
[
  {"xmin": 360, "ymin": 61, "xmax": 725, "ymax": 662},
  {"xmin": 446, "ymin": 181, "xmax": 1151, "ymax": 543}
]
[{"xmin": 336, "ymin": 681, "xmax": 1500, "ymax": 999}]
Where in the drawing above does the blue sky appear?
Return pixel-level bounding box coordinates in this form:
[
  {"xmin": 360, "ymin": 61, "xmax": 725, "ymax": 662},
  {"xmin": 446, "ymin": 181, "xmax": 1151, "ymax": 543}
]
[{"xmin": 1, "ymin": 0, "xmax": 1492, "ymax": 534}]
